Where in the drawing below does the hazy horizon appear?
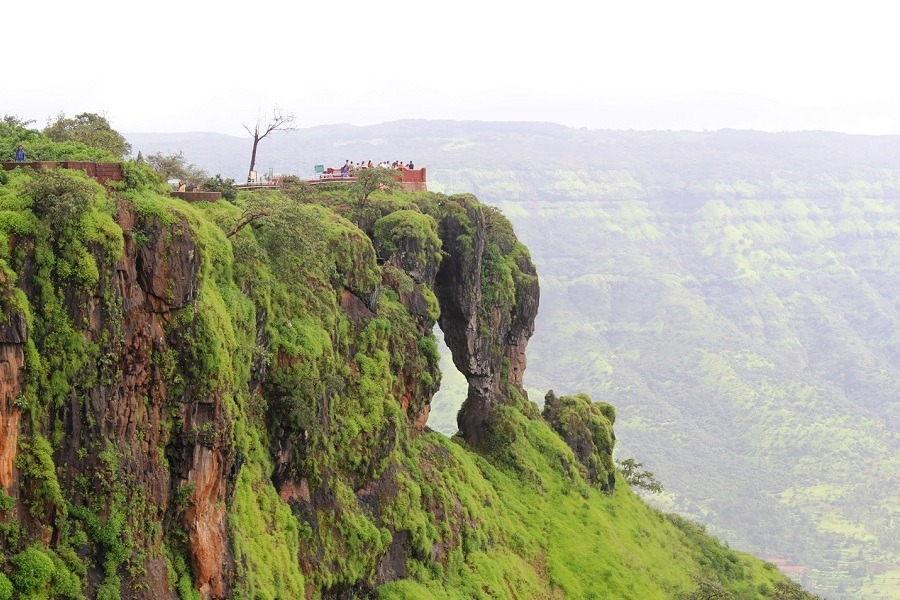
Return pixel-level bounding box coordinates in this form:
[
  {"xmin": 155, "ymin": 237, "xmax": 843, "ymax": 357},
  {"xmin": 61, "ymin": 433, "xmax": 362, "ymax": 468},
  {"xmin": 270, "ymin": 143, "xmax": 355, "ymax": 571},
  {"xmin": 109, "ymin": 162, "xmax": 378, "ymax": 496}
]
[
  {"xmin": 123, "ymin": 115, "xmax": 900, "ymax": 139},
  {"xmin": 6, "ymin": 1, "xmax": 900, "ymax": 137}
]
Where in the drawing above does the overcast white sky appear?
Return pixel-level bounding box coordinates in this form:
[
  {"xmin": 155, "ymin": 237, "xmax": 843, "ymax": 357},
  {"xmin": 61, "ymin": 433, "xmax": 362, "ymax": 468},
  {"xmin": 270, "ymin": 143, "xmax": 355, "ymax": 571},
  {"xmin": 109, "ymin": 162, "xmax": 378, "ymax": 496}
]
[{"xmin": 4, "ymin": 0, "xmax": 898, "ymax": 136}]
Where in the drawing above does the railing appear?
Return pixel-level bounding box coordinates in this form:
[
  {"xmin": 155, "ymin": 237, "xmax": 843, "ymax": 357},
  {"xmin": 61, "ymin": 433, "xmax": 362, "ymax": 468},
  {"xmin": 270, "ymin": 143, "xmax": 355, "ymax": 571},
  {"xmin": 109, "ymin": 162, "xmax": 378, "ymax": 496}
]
[
  {"xmin": 234, "ymin": 177, "xmax": 283, "ymax": 190},
  {"xmin": 305, "ymin": 167, "xmax": 426, "ymax": 190}
]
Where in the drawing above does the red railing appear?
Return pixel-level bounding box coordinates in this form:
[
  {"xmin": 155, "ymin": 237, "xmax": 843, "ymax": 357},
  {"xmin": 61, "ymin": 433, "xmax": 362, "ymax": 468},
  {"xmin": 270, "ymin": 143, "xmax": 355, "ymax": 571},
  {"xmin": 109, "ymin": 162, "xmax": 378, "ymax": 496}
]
[{"xmin": 307, "ymin": 167, "xmax": 426, "ymax": 190}]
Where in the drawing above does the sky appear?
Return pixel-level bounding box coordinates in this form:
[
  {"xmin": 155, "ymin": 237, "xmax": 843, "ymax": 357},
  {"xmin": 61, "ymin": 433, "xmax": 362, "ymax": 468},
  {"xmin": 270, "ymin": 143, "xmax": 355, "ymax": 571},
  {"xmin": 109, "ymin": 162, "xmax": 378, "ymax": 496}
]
[{"xmin": 4, "ymin": 0, "xmax": 899, "ymax": 136}]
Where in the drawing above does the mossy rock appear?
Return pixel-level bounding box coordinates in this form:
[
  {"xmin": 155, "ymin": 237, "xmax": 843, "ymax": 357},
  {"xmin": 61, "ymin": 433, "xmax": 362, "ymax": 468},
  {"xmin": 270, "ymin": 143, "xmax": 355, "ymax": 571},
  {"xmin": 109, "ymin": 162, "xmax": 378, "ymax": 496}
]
[
  {"xmin": 11, "ymin": 546, "xmax": 55, "ymax": 593},
  {"xmin": 542, "ymin": 390, "xmax": 617, "ymax": 491},
  {"xmin": 372, "ymin": 209, "xmax": 443, "ymax": 284}
]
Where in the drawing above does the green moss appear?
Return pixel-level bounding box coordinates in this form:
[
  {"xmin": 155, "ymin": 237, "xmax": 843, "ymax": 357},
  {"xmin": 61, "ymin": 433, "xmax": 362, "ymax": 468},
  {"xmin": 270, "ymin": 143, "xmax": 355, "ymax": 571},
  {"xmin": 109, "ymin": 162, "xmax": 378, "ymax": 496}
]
[
  {"xmin": 543, "ymin": 392, "xmax": 617, "ymax": 490},
  {"xmin": 229, "ymin": 464, "xmax": 306, "ymax": 600},
  {"xmin": 0, "ymin": 573, "xmax": 11, "ymax": 600},
  {"xmin": 372, "ymin": 209, "xmax": 442, "ymax": 266},
  {"xmin": 48, "ymin": 550, "xmax": 84, "ymax": 599},
  {"xmin": 165, "ymin": 550, "xmax": 200, "ymax": 600},
  {"xmin": 11, "ymin": 546, "xmax": 55, "ymax": 593},
  {"xmin": 15, "ymin": 434, "xmax": 64, "ymax": 520}
]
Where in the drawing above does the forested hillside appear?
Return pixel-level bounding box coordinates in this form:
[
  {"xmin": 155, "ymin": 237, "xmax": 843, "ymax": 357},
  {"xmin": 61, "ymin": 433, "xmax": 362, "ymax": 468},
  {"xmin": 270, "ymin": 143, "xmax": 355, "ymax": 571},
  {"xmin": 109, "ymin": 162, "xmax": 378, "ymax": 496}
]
[
  {"xmin": 130, "ymin": 122, "xmax": 900, "ymax": 599},
  {"xmin": 424, "ymin": 127, "xmax": 900, "ymax": 600},
  {"xmin": 495, "ymin": 188, "xmax": 900, "ymax": 600}
]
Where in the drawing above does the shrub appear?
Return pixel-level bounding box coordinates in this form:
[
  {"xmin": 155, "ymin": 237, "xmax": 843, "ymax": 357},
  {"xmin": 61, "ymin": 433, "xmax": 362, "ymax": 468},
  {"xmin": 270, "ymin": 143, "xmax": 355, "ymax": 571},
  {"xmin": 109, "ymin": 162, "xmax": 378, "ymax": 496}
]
[
  {"xmin": 24, "ymin": 169, "xmax": 94, "ymax": 224},
  {"xmin": 11, "ymin": 546, "xmax": 55, "ymax": 592},
  {"xmin": 0, "ymin": 573, "xmax": 12, "ymax": 600},
  {"xmin": 201, "ymin": 174, "xmax": 237, "ymax": 201}
]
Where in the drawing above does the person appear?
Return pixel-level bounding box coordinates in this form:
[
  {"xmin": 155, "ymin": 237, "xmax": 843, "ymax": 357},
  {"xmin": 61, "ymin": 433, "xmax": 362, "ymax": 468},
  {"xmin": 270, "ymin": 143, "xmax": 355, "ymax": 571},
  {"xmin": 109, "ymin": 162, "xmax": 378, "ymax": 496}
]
[
  {"xmin": 407, "ymin": 161, "xmax": 414, "ymax": 169},
  {"xmin": 14, "ymin": 145, "xmax": 26, "ymax": 162},
  {"xmin": 367, "ymin": 160, "xmax": 373, "ymax": 169},
  {"xmin": 178, "ymin": 181, "xmax": 187, "ymax": 192},
  {"xmin": 341, "ymin": 160, "xmax": 350, "ymax": 178}
]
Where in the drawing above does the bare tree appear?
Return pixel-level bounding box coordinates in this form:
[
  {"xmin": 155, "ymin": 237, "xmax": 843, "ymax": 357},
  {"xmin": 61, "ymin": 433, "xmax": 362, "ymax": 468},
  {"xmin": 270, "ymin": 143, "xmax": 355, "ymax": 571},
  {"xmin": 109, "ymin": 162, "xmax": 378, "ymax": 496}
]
[{"xmin": 243, "ymin": 108, "xmax": 295, "ymax": 182}]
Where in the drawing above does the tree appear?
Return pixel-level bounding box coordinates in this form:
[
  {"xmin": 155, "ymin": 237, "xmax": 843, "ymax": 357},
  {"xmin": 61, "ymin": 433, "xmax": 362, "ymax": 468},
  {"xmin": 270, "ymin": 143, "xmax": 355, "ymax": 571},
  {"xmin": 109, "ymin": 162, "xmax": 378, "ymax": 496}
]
[
  {"xmin": 2, "ymin": 115, "xmax": 35, "ymax": 128},
  {"xmin": 201, "ymin": 174, "xmax": 237, "ymax": 202},
  {"xmin": 146, "ymin": 151, "xmax": 207, "ymax": 187},
  {"xmin": 243, "ymin": 108, "xmax": 295, "ymax": 181},
  {"xmin": 770, "ymin": 580, "xmax": 821, "ymax": 600},
  {"xmin": 617, "ymin": 458, "xmax": 664, "ymax": 493},
  {"xmin": 352, "ymin": 167, "xmax": 401, "ymax": 204},
  {"xmin": 226, "ymin": 193, "xmax": 279, "ymax": 238},
  {"xmin": 43, "ymin": 112, "xmax": 131, "ymax": 158}
]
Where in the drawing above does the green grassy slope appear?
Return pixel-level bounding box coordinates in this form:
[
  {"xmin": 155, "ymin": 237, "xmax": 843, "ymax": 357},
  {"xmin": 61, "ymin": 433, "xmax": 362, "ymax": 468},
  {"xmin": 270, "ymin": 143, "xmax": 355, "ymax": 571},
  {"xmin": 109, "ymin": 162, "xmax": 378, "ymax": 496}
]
[
  {"xmin": 380, "ymin": 425, "xmax": 792, "ymax": 600},
  {"xmin": 429, "ymin": 169, "xmax": 900, "ymax": 600}
]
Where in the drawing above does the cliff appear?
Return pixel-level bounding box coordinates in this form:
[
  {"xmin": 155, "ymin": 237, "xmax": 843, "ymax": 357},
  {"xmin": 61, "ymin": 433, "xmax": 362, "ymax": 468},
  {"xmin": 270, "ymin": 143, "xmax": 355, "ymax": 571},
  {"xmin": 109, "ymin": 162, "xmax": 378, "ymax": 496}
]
[{"xmin": 0, "ymin": 158, "xmax": 812, "ymax": 599}]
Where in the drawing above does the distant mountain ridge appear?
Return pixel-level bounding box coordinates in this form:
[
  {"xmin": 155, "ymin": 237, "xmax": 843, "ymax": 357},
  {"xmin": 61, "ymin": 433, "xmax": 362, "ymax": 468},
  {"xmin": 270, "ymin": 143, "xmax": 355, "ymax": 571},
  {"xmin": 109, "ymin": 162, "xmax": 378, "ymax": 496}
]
[{"xmin": 129, "ymin": 121, "xmax": 900, "ymax": 185}]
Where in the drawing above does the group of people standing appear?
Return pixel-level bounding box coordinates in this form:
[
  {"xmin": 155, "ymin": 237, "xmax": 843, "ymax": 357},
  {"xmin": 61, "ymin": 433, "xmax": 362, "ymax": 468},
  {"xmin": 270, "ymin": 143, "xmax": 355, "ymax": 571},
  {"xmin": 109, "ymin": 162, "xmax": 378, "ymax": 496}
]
[{"xmin": 339, "ymin": 159, "xmax": 415, "ymax": 177}]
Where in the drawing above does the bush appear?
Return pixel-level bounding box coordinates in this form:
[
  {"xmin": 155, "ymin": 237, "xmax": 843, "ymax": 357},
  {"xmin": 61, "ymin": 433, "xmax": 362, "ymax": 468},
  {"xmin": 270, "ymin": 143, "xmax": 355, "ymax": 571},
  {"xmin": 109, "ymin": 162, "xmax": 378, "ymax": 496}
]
[
  {"xmin": 121, "ymin": 160, "xmax": 168, "ymax": 193},
  {"xmin": 201, "ymin": 174, "xmax": 237, "ymax": 201},
  {"xmin": 24, "ymin": 169, "xmax": 94, "ymax": 224},
  {"xmin": 11, "ymin": 546, "xmax": 55, "ymax": 592},
  {"xmin": 0, "ymin": 573, "xmax": 12, "ymax": 600}
]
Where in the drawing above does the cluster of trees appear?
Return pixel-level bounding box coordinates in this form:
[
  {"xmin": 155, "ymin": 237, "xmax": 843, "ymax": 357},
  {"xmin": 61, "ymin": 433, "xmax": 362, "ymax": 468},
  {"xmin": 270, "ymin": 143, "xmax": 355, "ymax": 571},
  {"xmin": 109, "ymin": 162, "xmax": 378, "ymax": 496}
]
[
  {"xmin": 5, "ymin": 106, "xmax": 402, "ymax": 210},
  {"xmin": 4, "ymin": 112, "xmax": 131, "ymax": 160},
  {"xmin": 4, "ymin": 108, "xmax": 305, "ymax": 202},
  {"xmin": 43, "ymin": 112, "xmax": 132, "ymax": 158},
  {"xmin": 3, "ymin": 112, "xmax": 239, "ymax": 200}
]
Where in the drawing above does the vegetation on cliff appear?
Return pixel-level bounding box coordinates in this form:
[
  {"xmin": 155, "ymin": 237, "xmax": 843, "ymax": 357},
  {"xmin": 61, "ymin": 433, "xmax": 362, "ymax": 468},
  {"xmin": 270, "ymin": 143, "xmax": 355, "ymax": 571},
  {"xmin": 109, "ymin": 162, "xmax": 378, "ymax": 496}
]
[
  {"xmin": 230, "ymin": 121, "xmax": 897, "ymax": 599},
  {"xmin": 0, "ymin": 122, "xmax": 816, "ymax": 599}
]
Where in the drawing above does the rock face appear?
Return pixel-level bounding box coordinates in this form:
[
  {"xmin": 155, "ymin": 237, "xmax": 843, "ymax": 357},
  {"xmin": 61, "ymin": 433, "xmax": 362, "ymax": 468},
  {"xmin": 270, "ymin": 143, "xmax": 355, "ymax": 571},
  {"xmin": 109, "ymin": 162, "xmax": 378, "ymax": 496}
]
[
  {"xmin": 542, "ymin": 391, "xmax": 617, "ymax": 492},
  {"xmin": 372, "ymin": 208, "xmax": 444, "ymax": 430},
  {"xmin": 0, "ymin": 172, "xmax": 549, "ymax": 600},
  {"xmin": 432, "ymin": 195, "xmax": 540, "ymax": 446},
  {"xmin": 1, "ymin": 199, "xmax": 232, "ymax": 598},
  {"xmin": 112, "ymin": 212, "xmax": 231, "ymax": 599},
  {"xmin": 0, "ymin": 269, "xmax": 26, "ymax": 495}
]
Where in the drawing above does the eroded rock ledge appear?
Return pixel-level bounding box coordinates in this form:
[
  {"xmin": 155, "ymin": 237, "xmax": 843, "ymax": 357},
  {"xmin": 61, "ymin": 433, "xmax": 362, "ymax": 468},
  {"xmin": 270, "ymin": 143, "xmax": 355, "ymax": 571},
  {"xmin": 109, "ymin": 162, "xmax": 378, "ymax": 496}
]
[{"xmin": 433, "ymin": 195, "xmax": 539, "ymax": 447}]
